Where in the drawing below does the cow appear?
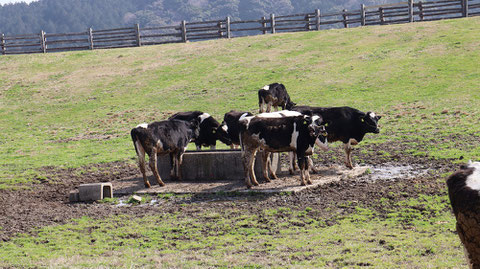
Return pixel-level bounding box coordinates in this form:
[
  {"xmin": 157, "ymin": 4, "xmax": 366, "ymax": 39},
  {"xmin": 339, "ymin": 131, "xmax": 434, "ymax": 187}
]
[
  {"xmin": 169, "ymin": 111, "xmax": 231, "ymax": 150},
  {"xmin": 220, "ymin": 110, "xmax": 253, "ymax": 149},
  {"xmin": 130, "ymin": 119, "xmax": 200, "ymax": 188},
  {"xmin": 447, "ymin": 161, "xmax": 480, "ymax": 268},
  {"xmin": 239, "ymin": 114, "xmax": 326, "ymax": 188},
  {"xmin": 291, "ymin": 106, "xmax": 381, "ymax": 169},
  {"xmin": 258, "ymin": 83, "xmax": 296, "ymax": 113}
]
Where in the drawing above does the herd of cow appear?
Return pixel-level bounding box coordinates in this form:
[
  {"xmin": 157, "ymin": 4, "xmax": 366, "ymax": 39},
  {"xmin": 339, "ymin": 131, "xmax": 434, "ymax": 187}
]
[{"xmin": 131, "ymin": 82, "xmax": 382, "ymax": 189}]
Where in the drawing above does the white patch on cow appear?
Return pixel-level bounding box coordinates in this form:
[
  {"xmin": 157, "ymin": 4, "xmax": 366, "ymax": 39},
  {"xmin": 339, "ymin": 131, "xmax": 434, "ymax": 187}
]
[
  {"xmin": 239, "ymin": 112, "xmax": 250, "ymax": 121},
  {"xmin": 262, "ymin": 85, "xmax": 270, "ymax": 91},
  {"xmin": 134, "ymin": 141, "xmax": 145, "ymax": 156},
  {"xmin": 136, "ymin": 123, "xmax": 148, "ymax": 129},
  {"xmin": 257, "ymin": 110, "xmax": 301, "ymax": 118},
  {"xmin": 239, "ymin": 115, "xmax": 254, "ymax": 129},
  {"xmin": 290, "ymin": 123, "xmax": 299, "ymax": 149},
  {"xmin": 199, "ymin": 113, "xmax": 211, "ymax": 123},
  {"xmin": 221, "ymin": 124, "xmax": 228, "ymax": 132},
  {"xmin": 369, "ymin": 112, "xmax": 376, "ymax": 119},
  {"xmin": 155, "ymin": 139, "xmax": 164, "ymax": 151},
  {"xmin": 257, "ymin": 112, "xmax": 283, "ymax": 118},
  {"xmin": 466, "ymin": 161, "xmax": 480, "ymax": 191},
  {"xmin": 279, "ymin": 110, "xmax": 302, "ymax": 117}
]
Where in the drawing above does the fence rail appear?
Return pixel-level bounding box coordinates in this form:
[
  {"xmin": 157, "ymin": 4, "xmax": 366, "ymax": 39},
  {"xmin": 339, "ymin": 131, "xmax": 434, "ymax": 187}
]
[{"xmin": 1, "ymin": 0, "xmax": 479, "ymax": 55}]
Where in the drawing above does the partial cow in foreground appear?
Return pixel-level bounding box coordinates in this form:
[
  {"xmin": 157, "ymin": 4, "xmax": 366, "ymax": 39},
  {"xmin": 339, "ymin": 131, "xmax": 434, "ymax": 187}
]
[
  {"xmin": 239, "ymin": 113, "xmax": 326, "ymax": 188},
  {"xmin": 131, "ymin": 119, "xmax": 199, "ymax": 188},
  {"xmin": 258, "ymin": 83, "xmax": 296, "ymax": 113},
  {"xmin": 291, "ymin": 106, "xmax": 381, "ymax": 169},
  {"xmin": 169, "ymin": 111, "xmax": 230, "ymax": 150},
  {"xmin": 447, "ymin": 161, "xmax": 480, "ymax": 267}
]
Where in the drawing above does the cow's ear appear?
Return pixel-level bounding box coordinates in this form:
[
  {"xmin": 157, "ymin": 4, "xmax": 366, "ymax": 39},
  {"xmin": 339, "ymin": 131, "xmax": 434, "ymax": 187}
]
[{"xmin": 376, "ymin": 115, "xmax": 382, "ymax": 120}]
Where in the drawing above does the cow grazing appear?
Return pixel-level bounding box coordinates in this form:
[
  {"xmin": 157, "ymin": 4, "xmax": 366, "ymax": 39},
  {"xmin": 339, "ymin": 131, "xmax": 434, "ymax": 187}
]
[
  {"xmin": 291, "ymin": 106, "xmax": 381, "ymax": 169},
  {"xmin": 131, "ymin": 119, "xmax": 199, "ymax": 188},
  {"xmin": 221, "ymin": 110, "xmax": 253, "ymax": 149},
  {"xmin": 258, "ymin": 83, "xmax": 296, "ymax": 113},
  {"xmin": 447, "ymin": 161, "xmax": 480, "ymax": 267},
  {"xmin": 239, "ymin": 114, "xmax": 326, "ymax": 188},
  {"xmin": 169, "ymin": 111, "xmax": 230, "ymax": 150}
]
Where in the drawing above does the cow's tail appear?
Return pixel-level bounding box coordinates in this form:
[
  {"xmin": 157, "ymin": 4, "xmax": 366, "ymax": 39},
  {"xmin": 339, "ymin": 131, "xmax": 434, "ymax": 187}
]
[{"xmin": 130, "ymin": 128, "xmax": 145, "ymax": 158}]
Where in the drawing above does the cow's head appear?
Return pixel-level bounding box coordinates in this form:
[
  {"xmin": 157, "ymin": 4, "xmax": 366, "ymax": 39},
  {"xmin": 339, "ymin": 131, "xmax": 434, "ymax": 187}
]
[
  {"xmin": 188, "ymin": 117, "xmax": 201, "ymax": 140},
  {"xmin": 285, "ymin": 100, "xmax": 296, "ymax": 110},
  {"xmin": 301, "ymin": 115, "xmax": 327, "ymax": 139},
  {"xmin": 360, "ymin": 112, "xmax": 381, "ymax": 134}
]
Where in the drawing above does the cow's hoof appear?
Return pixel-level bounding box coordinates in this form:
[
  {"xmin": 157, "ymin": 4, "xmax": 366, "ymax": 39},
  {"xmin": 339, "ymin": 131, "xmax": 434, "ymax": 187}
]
[
  {"xmin": 289, "ymin": 169, "xmax": 294, "ymax": 175},
  {"xmin": 271, "ymin": 174, "xmax": 278, "ymax": 180},
  {"xmin": 253, "ymin": 181, "xmax": 260, "ymax": 186},
  {"xmin": 307, "ymin": 180, "xmax": 313, "ymax": 185},
  {"xmin": 144, "ymin": 183, "xmax": 151, "ymax": 188}
]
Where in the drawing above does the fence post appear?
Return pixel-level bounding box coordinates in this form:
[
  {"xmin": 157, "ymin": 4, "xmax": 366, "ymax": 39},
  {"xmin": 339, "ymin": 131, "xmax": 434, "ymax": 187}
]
[
  {"xmin": 88, "ymin": 28, "xmax": 94, "ymax": 50},
  {"xmin": 181, "ymin": 20, "xmax": 187, "ymax": 42},
  {"xmin": 261, "ymin": 16, "xmax": 267, "ymax": 34},
  {"xmin": 315, "ymin": 9, "xmax": 321, "ymax": 30},
  {"xmin": 40, "ymin": 30, "xmax": 46, "ymax": 53},
  {"xmin": 462, "ymin": 0, "xmax": 469, "ymax": 17},
  {"xmin": 305, "ymin": 14, "xmax": 311, "ymax": 30},
  {"xmin": 360, "ymin": 4, "xmax": 366, "ymax": 26},
  {"xmin": 379, "ymin": 7, "xmax": 385, "ymax": 24},
  {"xmin": 226, "ymin": 17, "xmax": 231, "ymax": 38},
  {"xmin": 270, "ymin": 14, "xmax": 276, "ymax": 34},
  {"xmin": 217, "ymin": 20, "xmax": 224, "ymax": 38},
  {"xmin": 1, "ymin": 34, "xmax": 5, "ymax": 55},
  {"xmin": 408, "ymin": 0, "xmax": 414, "ymax": 22},
  {"xmin": 135, "ymin": 23, "xmax": 141, "ymax": 47},
  {"xmin": 418, "ymin": 1, "xmax": 424, "ymax": 21},
  {"xmin": 343, "ymin": 9, "xmax": 349, "ymax": 28}
]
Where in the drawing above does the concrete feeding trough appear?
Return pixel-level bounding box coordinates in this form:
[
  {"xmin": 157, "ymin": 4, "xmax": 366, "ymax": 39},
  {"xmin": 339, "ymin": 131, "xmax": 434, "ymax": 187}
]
[
  {"xmin": 157, "ymin": 149, "xmax": 280, "ymax": 181},
  {"xmin": 70, "ymin": 183, "xmax": 113, "ymax": 202}
]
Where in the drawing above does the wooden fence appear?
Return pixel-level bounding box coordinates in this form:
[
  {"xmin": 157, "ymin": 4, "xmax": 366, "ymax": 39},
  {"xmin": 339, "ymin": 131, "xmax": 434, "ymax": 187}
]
[{"xmin": 1, "ymin": 0, "xmax": 479, "ymax": 55}]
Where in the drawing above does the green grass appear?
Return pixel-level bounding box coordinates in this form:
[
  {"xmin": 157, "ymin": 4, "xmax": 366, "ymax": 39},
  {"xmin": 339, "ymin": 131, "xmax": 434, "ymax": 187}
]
[{"xmin": 1, "ymin": 17, "xmax": 480, "ymax": 188}]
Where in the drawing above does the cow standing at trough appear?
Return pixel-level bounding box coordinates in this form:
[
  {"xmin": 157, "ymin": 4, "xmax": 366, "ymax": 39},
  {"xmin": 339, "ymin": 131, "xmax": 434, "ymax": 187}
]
[
  {"xmin": 169, "ymin": 111, "xmax": 230, "ymax": 150},
  {"xmin": 131, "ymin": 119, "xmax": 200, "ymax": 188},
  {"xmin": 258, "ymin": 83, "xmax": 296, "ymax": 113},
  {"xmin": 291, "ymin": 106, "xmax": 381, "ymax": 169},
  {"xmin": 221, "ymin": 110, "xmax": 253, "ymax": 149},
  {"xmin": 239, "ymin": 113, "xmax": 326, "ymax": 188},
  {"xmin": 447, "ymin": 161, "xmax": 480, "ymax": 267}
]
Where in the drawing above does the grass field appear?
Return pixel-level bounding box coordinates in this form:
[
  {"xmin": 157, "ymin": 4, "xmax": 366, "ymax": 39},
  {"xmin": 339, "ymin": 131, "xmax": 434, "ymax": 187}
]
[{"xmin": 0, "ymin": 16, "xmax": 479, "ymax": 267}]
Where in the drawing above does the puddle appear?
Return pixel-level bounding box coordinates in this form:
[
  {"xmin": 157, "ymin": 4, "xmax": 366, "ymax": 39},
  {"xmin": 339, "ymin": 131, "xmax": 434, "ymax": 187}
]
[{"xmin": 368, "ymin": 164, "xmax": 429, "ymax": 182}]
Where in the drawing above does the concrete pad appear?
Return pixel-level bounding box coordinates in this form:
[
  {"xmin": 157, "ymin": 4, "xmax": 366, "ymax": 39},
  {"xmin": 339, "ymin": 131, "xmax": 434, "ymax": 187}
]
[
  {"xmin": 78, "ymin": 183, "xmax": 113, "ymax": 201},
  {"xmin": 114, "ymin": 166, "xmax": 370, "ymax": 195}
]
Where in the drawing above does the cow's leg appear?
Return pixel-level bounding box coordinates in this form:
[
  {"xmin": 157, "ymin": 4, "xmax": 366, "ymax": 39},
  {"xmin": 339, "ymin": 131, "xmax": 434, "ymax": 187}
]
[
  {"xmin": 344, "ymin": 139, "xmax": 357, "ymax": 169},
  {"xmin": 169, "ymin": 153, "xmax": 176, "ymax": 179},
  {"xmin": 135, "ymin": 141, "xmax": 150, "ymax": 188},
  {"xmin": 288, "ymin": 152, "xmax": 297, "ymax": 175},
  {"xmin": 305, "ymin": 156, "xmax": 313, "ymax": 185},
  {"xmin": 297, "ymin": 154, "xmax": 307, "ymax": 186},
  {"xmin": 266, "ymin": 102, "xmax": 272, "ymax": 113},
  {"xmin": 249, "ymin": 149, "xmax": 260, "ymax": 186},
  {"xmin": 175, "ymin": 151, "xmax": 183, "ymax": 180},
  {"xmin": 259, "ymin": 98, "xmax": 265, "ymax": 113},
  {"xmin": 308, "ymin": 156, "xmax": 318, "ymax": 174},
  {"xmin": 242, "ymin": 148, "xmax": 257, "ymax": 188},
  {"xmin": 261, "ymin": 151, "xmax": 272, "ymax": 182},
  {"xmin": 149, "ymin": 152, "xmax": 165, "ymax": 187},
  {"xmin": 269, "ymin": 153, "xmax": 279, "ymax": 180}
]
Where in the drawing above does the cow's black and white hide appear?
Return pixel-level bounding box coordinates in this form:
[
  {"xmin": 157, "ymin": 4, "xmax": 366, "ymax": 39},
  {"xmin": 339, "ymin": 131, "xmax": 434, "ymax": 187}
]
[
  {"xmin": 220, "ymin": 110, "xmax": 253, "ymax": 149},
  {"xmin": 130, "ymin": 119, "xmax": 199, "ymax": 188},
  {"xmin": 258, "ymin": 83, "xmax": 296, "ymax": 113},
  {"xmin": 239, "ymin": 114, "xmax": 325, "ymax": 188},
  {"xmin": 447, "ymin": 161, "xmax": 480, "ymax": 267},
  {"xmin": 291, "ymin": 106, "xmax": 381, "ymax": 169},
  {"xmin": 169, "ymin": 111, "xmax": 231, "ymax": 150}
]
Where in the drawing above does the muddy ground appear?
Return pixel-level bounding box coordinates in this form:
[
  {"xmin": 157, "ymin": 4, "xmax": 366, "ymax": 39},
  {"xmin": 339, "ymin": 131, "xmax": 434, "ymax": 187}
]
[{"xmin": 0, "ymin": 143, "xmax": 459, "ymax": 242}]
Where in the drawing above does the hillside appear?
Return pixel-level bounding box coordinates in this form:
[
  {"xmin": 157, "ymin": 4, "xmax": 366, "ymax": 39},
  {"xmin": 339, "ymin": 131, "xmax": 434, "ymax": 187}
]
[
  {"xmin": 0, "ymin": 16, "xmax": 479, "ymax": 267},
  {"xmin": 1, "ymin": 16, "xmax": 479, "ymax": 188}
]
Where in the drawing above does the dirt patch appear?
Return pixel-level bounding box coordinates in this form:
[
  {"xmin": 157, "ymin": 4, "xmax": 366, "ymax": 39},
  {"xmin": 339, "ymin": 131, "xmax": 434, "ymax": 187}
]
[{"xmin": 0, "ymin": 142, "xmax": 458, "ymax": 242}]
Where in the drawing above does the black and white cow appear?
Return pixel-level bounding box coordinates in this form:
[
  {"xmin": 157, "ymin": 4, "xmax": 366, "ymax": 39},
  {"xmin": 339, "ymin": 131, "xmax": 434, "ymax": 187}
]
[
  {"xmin": 239, "ymin": 114, "xmax": 326, "ymax": 188},
  {"xmin": 131, "ymin": 119, "xmax": 200, "ymax": 188},
  {"xmin": 291, "ymin": 106, "xmax": 381, "ymax": 169},
  {"xmin": 221, "ymin": 110, "xmax": 253, "ymax": 149},
  {"xmin": 258, "ymin": 83, "xmax": 296, "ymax": 113},
  {"xmin": 169, "ymin": 111, "xmax": 230, "ymax": 150},
  {"xmin": 447, "ymin": 161, "xmax": 480, "ymax": 267}
]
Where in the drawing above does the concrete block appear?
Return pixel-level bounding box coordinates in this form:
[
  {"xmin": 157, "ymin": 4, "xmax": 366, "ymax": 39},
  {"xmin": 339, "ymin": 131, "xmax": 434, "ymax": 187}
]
[
  {"xmin": 157, "ymin": 150, "xmax": 281, "ymax": 181},
  {"xmin": 69, "ymin": 190, "xmax": 79, "ymax": 202},
  {"xmin": 78, "ymin": 183, "xmax": 113, "ymax": 201}
]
